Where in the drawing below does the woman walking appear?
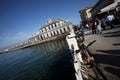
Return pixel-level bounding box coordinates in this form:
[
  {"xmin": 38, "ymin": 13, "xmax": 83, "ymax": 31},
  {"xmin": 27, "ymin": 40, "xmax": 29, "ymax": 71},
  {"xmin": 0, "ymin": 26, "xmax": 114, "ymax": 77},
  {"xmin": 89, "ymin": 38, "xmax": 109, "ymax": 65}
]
[{"xmin": 96, "ymin": 18, "xmax": 102, "ymax": 34}]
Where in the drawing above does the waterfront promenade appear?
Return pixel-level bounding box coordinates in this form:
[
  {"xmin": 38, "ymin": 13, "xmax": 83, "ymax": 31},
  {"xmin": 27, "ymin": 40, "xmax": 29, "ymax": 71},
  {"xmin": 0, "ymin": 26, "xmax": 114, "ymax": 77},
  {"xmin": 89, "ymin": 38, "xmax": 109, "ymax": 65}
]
[{"xmin": 84, "ymin": 26, "xmax": 120, "ymax": 80}]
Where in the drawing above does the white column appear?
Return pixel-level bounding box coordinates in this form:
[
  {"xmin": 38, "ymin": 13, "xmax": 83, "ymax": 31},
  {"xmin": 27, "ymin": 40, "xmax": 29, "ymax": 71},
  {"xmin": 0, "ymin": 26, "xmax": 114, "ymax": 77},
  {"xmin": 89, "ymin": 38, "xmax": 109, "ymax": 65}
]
[
  {"xmin": 61, "ymin": 28, "xmax": 64, "ymax": 33},
  {"xmin": 56, "ymin": 22, "xmax": 59, "ymax": 27},
  {"xmin": 64, "ymin": 27, "xmax": 68, "ymax": 32},
  {"xmin": 48, "ymin": 32, "xmax": 51, "ymax": 37},
  {"xmin": 52, "ymin": 24, "xmax": 55, "ymax": 28},
  {"xmin": 54, "ymin": 30, "xmax": 57, "ymax": 35},
  {"xmin": 35, "ymin": 37, "xmax": 37, "ymax": 41},
  {"xmin": 49, "ymin": 25, "xmax": 52, "ymax": 30},
  {"xmin": 58, "ymin": 29, "xmax": 61, "ymax": 34},
  {"xmin": 42, "ymin": 35, "xmax": 45, "ymax": 39},
  {"xmin": 51, "ymin": 31, "xmax": 54, "ymax": 36}
]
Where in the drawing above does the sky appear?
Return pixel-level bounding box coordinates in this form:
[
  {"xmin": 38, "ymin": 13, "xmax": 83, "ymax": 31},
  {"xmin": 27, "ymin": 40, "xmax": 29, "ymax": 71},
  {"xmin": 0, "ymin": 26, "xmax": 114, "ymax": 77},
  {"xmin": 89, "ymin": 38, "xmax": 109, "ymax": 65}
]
[{"xmin": 0, "ymin": 0, "xmax": 98, "ymax": 49}]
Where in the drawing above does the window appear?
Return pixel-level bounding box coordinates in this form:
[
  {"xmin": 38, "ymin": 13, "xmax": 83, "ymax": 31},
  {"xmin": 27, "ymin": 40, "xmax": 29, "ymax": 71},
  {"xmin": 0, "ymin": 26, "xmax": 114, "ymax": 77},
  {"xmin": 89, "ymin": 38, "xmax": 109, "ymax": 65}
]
[
  {"xmin": 47, "ymin": 34, "xmax": 49, "ymax": 38},
  {"xmin": 51, "ymin": 32, "xmax": 53, "ymax": 37},
  {"xmin": 57, "ymin": 30, "xmax": 59, "ymax": 35},
  {"xmin": 67, "ymin": 26, "xmax": 70, "ymax": 31},
  {"xmin": 45, "ymin": 27, "xmax": 47, "ymax": 31},
  {"xmin": 60, "ymin": 29, "xmax": 63, "ymax": 33},
  {"xmin": 43, "ymin": 35, "xmax": 45, "ymax": 39},
  {"xmin": 41, "ymin": 36, "xmax": 43, "ymax": 40},
  {"xmin": 53, "ymin": 31, "xmax": 56, "ymax": 36},
  {"xmin": 51, "ymin": 25, "xmax": 53, "ymax": 29},
  {"xmin": 49, "ymin": 26, "xmax": 50, "ymax": 30},
  {"xmin": 64, "ymin": 28, "xmax": 66, "ymax": 33},
  {"xmin": 54, "ymin": 23, "xmax": 57, "ymax": 27}
]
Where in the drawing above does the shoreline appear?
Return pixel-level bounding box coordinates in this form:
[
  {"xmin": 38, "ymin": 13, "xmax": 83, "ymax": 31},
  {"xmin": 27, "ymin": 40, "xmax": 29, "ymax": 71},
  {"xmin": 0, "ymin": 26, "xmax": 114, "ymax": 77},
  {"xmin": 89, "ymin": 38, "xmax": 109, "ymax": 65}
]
[{"xmin": 0, "ymin": 33, "xmax": 69, "ymax": 54}]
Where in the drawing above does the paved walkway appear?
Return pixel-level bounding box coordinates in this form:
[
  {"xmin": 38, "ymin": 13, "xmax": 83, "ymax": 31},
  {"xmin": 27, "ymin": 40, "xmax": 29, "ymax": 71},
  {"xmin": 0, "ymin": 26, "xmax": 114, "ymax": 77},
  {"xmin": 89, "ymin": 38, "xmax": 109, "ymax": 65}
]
[{"xmin": 84, "ymin": 26, "xmax": 120, "ymax": 80}]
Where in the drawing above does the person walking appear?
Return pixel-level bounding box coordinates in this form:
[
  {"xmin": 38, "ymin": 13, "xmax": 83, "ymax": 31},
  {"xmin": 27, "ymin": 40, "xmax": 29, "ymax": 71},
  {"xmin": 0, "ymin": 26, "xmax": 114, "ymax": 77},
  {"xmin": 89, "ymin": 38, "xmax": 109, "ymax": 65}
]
[
  {"xmin": 107, "ymin": 13, "xmax": 115, "ymax": 29},
  {"xmin": 89, "ymin": 19, "xmax": 96, "ymax": 34},
  {"xmin": 85, "ymin": 23, "xmax": 90, "ymax": 30}
]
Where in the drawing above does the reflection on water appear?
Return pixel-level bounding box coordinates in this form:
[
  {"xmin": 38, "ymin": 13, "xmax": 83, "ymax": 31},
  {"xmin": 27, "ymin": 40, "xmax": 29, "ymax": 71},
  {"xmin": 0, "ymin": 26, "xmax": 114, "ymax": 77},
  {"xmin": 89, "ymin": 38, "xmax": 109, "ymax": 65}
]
[{"xmin": 0, "ymin": 39, "xmax": 75, "ymax": 80}]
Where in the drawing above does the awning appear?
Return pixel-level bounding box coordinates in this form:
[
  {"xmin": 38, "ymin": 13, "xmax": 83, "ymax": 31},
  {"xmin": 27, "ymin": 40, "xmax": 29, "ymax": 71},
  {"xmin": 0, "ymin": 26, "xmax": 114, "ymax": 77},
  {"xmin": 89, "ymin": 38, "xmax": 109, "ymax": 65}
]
[{"xmin": 98, "ymin": 0, "xmax": 120, "ymax": 14}]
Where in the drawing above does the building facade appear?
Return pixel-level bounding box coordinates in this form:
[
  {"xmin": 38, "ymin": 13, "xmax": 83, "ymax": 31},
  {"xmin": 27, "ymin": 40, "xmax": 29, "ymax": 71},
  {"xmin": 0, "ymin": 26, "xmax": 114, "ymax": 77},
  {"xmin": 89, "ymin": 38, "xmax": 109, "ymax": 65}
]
[
  {"xmin": 90, "ymin": 0, "xmax": 115, "ymax": 16},
  {"xmin": 28, "ymin": 19, "xmax": 73, "ymax": 44},
  {"xmin": 79, "ymin": 6, "xmax": 93, "ymax": 22}
]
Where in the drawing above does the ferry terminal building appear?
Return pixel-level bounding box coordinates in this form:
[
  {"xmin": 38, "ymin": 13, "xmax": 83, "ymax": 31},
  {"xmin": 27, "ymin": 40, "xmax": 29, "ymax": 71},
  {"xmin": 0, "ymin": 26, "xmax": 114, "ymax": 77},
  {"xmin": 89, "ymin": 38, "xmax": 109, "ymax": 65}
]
[{"xmin": 28, "ymin": 19, "xmax": 73, "ymax": 45}]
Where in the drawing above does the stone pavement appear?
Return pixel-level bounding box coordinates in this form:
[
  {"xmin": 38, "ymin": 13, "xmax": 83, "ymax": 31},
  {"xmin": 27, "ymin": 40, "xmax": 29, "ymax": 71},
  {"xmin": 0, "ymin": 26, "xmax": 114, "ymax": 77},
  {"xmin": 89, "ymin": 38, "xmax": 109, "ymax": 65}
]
[{"xmin": 84, "ymin": 26, "xmax": 120, "ymax": 80}]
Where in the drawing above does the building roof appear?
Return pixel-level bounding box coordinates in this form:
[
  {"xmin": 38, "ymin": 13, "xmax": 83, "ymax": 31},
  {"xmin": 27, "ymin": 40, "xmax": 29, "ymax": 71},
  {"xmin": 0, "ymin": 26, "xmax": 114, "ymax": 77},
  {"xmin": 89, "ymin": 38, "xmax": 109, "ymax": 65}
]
[{"xmin": 40, "ymin": 19, "xmax": 64, "ymax": 30}]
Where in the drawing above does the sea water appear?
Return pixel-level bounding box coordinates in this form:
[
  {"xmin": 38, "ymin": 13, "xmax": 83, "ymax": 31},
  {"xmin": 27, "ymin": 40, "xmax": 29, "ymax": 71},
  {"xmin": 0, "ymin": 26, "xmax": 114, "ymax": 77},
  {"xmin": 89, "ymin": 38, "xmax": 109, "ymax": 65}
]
[{"xmin": 0, "ymin": 39, "xmax": 75, "ymax": 80}]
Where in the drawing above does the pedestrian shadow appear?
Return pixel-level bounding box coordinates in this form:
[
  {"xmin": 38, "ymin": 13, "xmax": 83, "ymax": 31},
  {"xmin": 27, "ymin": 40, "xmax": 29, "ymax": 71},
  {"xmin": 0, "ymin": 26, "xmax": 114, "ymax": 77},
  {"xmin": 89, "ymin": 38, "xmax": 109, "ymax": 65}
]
[
  {"xmin": 104, "ymin": 67, "xmax": 120, "ymax": 79},
  {"xmin": 92, "ymin": 53, "xmax": 120, "ymax": 67},
  {"xmin": 92, "ymin": 53, "xmax": 120, "ymax": 79},
  {"xmin": 102, "ymin": 31, "xmax": 120, "ymax": 35},
  {"xmin": 92, "ymin": 50, "xmax": 120, "ymax": 77},
  {"xmin": 102, "ymin": 31, "xmax": 120, "ymax": 37},
  {"xmin": 104, "ymin": 25, "xmax": 120, "ymax": 31},
  {"xmin": 96, "ymin": 50, "xmax": 120, "ymax": 55},
  {"xmin": 112, "ymin": 43, "xmax": 120, "ymax": 46}
]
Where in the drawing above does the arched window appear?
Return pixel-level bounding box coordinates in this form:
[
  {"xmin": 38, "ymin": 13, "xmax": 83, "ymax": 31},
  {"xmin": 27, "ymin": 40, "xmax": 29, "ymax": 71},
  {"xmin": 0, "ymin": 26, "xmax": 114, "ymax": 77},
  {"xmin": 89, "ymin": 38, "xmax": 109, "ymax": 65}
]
[
  {"xmin": 60, "ymin": 29, "xmax": 63, "ymax": 34},
  {"xmin": 53, "ymin": 31, "xmax": 56, "ymax": 36},
  {"xmin": 47, "ymin": 34, "xmax": 49, "ymax": 38},
  {"xmin": 49, "ymin": 26, "xmax": 50, "ymax": 30},
  {"xmin": 67, "ymin": 26, "xmax": 70, "ymax": 31},
  {"xmin": 43, "ymin": 35, "xmax": 45, "ymax": 39},
  {"xmin": 51, "ymin": 25, "xmax": 53, "ymax": 29},
  {"xmin": 45, "ymin": 28, "xmax": 47, "ymax": 31},
  {"xmin": 41, "ymin": 36, "xmax": 43, "ymax": 40},
  {"xmin": 54, "ymin": 23, "xmax": 57, "ymax": 27},
  {"xmin": 64, "ymin": 28, "xmax": 66, "ymax": 33},
  {"xmin": 50, "ymin": 32, "xmax": 53, "ymax": 37},
  {"xmin": 56, "ymin": 30, "xmax": 59, "ymax": 35}
]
